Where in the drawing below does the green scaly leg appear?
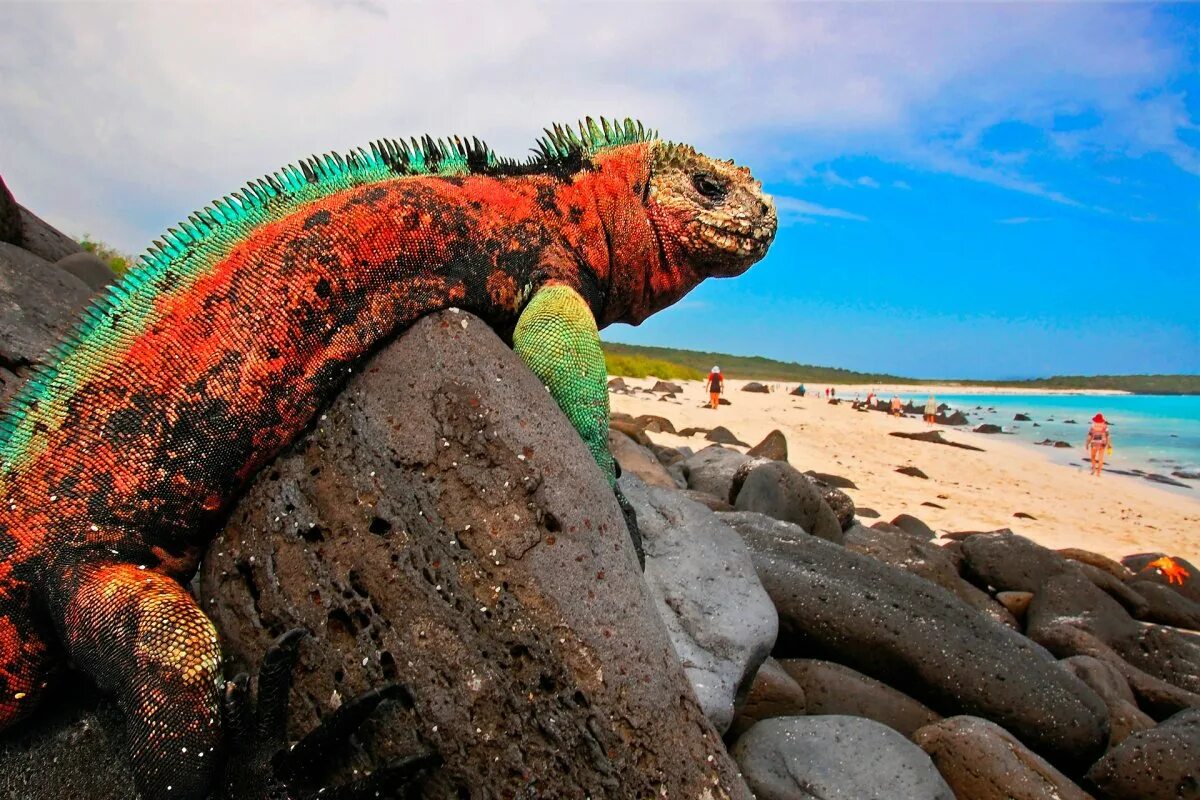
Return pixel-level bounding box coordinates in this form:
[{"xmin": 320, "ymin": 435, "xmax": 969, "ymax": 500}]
[{"xmin": 513, "ymin": 283, "xmax": 643, "ymax": 567}]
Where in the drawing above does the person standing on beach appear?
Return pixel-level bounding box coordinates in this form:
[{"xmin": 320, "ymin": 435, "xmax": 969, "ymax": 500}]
[
  {"xmin": 707, "ymin": 366, "xmax": 724, "ymax": 409},
  {"xmin": 1086, "ymin": 413, "xmax": 1112, "ymax": 475},
  {"xmin": 924, "ymin": 394, "xmax": 937, "ymax": 425},
  {"xmin": 890, "ymin": 395, "xmax": 902, "ymax": 416}
]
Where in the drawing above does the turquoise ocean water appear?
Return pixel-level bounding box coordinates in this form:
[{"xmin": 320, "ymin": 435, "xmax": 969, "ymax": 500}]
[{"xmin": 892, "ymin": 393, "xmax": 1200, "ymax": 489}]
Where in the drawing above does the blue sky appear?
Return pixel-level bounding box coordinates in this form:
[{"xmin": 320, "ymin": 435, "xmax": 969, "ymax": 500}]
[{"xmin": 1, "ymin": 1, "xmax": 1197, "ymax": 379}]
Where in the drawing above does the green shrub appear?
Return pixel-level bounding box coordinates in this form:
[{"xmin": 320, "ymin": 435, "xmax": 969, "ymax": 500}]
[
  {"xmin": 79, "ymin": 235, "xmax": 134, "ymax": 275},
  {"xmin": 603, "ymin": 352, "xmax": 705, "ymax": 381}
]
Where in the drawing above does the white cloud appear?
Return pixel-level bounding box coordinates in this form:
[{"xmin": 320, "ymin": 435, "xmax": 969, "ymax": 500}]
[
  {"xmin": 997, "ymin": 216, "xmax": 1050, "ymax": 225},
  {"xmin": 856, "ymin": 176, "xmax": 880, "ymax": 189},
  {"xmin": 0, "ymin": 1, "xmax": 1193, "ymax": 251},
  {"xmin": 774, "ymin": 196, "xmax": 868, "ymax": 225}
]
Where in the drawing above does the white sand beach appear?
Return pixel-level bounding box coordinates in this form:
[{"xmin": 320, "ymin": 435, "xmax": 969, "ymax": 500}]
[{"xmin": 611, "ymin": 378, "xmax": 1200, "ymax": 563}]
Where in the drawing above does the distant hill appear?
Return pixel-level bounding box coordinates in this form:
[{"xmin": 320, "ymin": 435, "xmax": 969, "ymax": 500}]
[{"xmin": 600, "ymin": 342, "xmax": 1200, "ymax": 395}]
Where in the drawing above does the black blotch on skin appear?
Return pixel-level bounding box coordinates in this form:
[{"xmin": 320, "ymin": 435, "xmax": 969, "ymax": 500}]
[
  {"xmin": 303, "ymin": 210, "xmax": 332, "ymax": 230},
  {"xmin": 315, "ymin": 278, "xmax": 332, "ymax": 299}
]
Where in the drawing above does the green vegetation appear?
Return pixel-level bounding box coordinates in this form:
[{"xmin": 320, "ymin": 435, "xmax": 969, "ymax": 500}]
[
  {"xmin": 79, "ymin": 235, "xmax": 134, "ymax": 275},
  {"xmin": 600, "ymin": 341, "xmax": 1200, "ymax": 395},
  {"xmin": 603, "ymin": 350, "xmax": 705, "ymax": 381},
  {"xmin": 601, "ymin": 342, "xmax": 911, "ymax": 384}
]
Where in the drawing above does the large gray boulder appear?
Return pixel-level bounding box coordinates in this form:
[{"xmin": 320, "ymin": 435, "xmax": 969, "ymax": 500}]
[
  {"xmin": 732, "ymin": 460, "xmax": 844, "ymax": 544},
  {"xmin": 732, "ymin": 716, "xmax": 954, "ymax": 800},
  {"xmin": 682, "ymin": 444, "xmax": 751, "ymax": 501},
  {"xmin": 617, "ymin": 475, "xmax": 777, "ymax": 734},
  {"xmin": 913, "ymin": 716, "xmax": 1094, "ymax": 800},
  {"xmin": 734, "ymin": 523, "xmax": 1110, "ymax": 772},
  {"xmin": 201, "ymin": 311, "xmax": 752, "ymax": 799}
]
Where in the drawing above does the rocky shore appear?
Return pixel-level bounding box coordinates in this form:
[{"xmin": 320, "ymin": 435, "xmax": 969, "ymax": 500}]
[{"xmin": 1, "ymin": 196, "xmax": 1198, "ymax": 798}]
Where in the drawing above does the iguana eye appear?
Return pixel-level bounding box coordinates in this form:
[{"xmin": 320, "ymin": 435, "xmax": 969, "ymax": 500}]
[{"xmin": 692, "ymin": 173, "xmax": 726, "ymax": 200}]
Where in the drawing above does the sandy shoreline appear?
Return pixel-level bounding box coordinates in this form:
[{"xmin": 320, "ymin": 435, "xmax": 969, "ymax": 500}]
[
  {"xmin": 741, "ymin": 382, "xmax": 1133, "ymax": 397},
  {"xmin": 610, "ymin": 377, "xmax": 1200, "ymax": 563}
]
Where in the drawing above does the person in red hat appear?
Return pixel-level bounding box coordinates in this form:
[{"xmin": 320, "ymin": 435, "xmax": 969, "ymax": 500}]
[{"xmin": 1086, "ymin": 412, "xmax": 1112, "ymax": 476}]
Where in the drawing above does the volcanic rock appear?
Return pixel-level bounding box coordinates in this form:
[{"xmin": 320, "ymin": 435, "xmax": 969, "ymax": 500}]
[
  {"xmin": 679, "ymin": 489, "xmax": 734, "ymax": 512},
  {"xmin": 0, "ymin": 175, "xmax": 20, "ymax": 247},
  {"xmin": 0, "ymin": 242, "xmax": 91, "ymax": 403},
  {"xmin": 706, "ymin": 426, "xmax": 749, "ymax": 446},
  {"xmin": 938, "ymin": 410, "xmax": 970, "ymax": 426},
  {"xmin": 1026, "ymin": 571, "xmax": 1200, "ymax": 697},
  {"xmin": 889, "ymin": 430, "xmax": 985, "ymax": 451},
  {"xmin": 1122, "ymin": 554, "xmax": 1200, "ymax": 604},
  {"xmin": 804, "ymin": 471, "xmax": 857, "ymax": 489},
  {"xmin": 682, "ymin": 444, "xmax": 750, "ymax": 501},
  {"xmin": 1032, "ymin": 623, "xmax": 1200, "ymax": 721},
  {"xmin": 842, "ymin": 523, "xmax": 1017, "ymax": 629},
  {"xmin": 974, "ymin": 423, "xmax": 1003, "ymax": 434},
  {"xmin": 997, "ymin": 591, "xmax": 1033, "ymax": 619},
  {"xmin": 777, "ymin": 659, "xmax": 940, "ymax": 737},
  {"xmin": 13, "ymin": 206, "xmax": 82, "ymax": 263},
  {"xmin": 609, "ymin": 418, "xmax": 652, "ymax": 445},
  {"xmin": 896, "ymin": 465, "xmax": 929, "ymax": 479},
  {"xmin": 200, "ymin": 311, "xmax": 750, "ymax": 798},
  {"xmin": 960, "ymin": 531, "xmax": 1077, "ymax": 592},
  {"xmin": 1130, "ymin": 580, "xmax": 1200, "ymax": 631},
  {"xmin": 727, "ymin": 658, "xmax": 807, "ymax": 739},
  {"xmin": 54, "ymin": 252, "xmax": 115, "ymax": 292},
  {"xmin": 1014, "ymin": 413, "xmax": 1032, "ymax": 421},
  {"xmin": 1061, "ymin": 656, "xmax": 1155, "ymax": 747},
  {"xmin": 746, "ymin": 429, "xmax": 787, "ymax": 461},
  {"xmin": 606, "ymin": 376, "xmax": 626, "ymax": 391},
  {"xmin": 819, "ymin": 485, "xmax": 855, "ymax": 531},
  {"xmin": 608, "ymin": 429, "xmax": 678, "ymax": 489},
  {"xmin": 617, "ymin": 476, "xmax": 777, "ymax": 734},
  {"xmin": 891, "ymin": 514, "xmax": 936, "ymax": 541},
  {"xmin": 650, "ymin": 380, "xmax": 683, "ymax": 393},
  {"xmin": 735, "ymin": 524, "xmax": 1109, "ymax": 771},
  {"xmin": 634, "ymin": 414, "xmax": 676, "ymax": 434},
  {"xmin": 741, "ymin": 382, "xmax": 769, "ymax": 393},
  {"xmin": 1058, "ymin": 548, "xmax": 1135, "ymax": 582},
  {"xmin": 733, "ymin": 716, "xmax": 954, "ymax": 800},
  {"xmin": 732, "ymin": 461, "xmax": 844, "ymax": 544},
  {"xmin": 913, "ymin": 716, "xmax": 1093, "ymax": 800},
  {"xmin": 1085, "ymin": 709, "xmax": 1200, "ymax": 800}
]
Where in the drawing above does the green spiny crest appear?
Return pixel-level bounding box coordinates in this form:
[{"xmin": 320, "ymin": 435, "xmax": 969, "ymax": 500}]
[
  {"xmin": 533, "ymin": 116, "xmax": 656, "ymax": 162},
  {"xmin": 0, "ymin": 118, "xmax": 657, "ymax": 470}
]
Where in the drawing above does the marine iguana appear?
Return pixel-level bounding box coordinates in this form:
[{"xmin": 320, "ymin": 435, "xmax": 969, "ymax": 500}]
[{"xmin": 0, "ymin": 117, "xmax": 777, "ymax": 798}]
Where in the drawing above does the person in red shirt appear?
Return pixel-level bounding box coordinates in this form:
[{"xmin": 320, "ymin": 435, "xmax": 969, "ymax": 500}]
[{"xmin": 707, "ymin": 366, "xmax": 724, "ymax": 409}]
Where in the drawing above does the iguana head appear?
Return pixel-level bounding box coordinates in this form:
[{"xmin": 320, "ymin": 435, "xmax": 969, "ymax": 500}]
[
  {"xmin": 645, "ymin": 141, "xmax": 777, "ymax": 279},
  {"xmin": 593, "ymin": 138, "xmax": 777, "ymax": 326}
]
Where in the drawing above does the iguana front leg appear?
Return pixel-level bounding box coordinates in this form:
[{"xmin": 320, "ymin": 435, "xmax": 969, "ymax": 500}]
[{"xmin": 513, "ymin": 283, "xmax": 643, "ymax": 567}]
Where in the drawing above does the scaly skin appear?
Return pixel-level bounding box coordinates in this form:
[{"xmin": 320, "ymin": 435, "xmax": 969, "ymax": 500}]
[{"xmin": 0, "ymin": 118, "xmax": 776, "ymax": 799}]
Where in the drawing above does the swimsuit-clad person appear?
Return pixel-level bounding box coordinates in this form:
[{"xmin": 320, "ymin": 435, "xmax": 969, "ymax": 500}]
[{"xmin": 1086, "ymin": 413, "xmax": 1111, "ymax": 476}]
